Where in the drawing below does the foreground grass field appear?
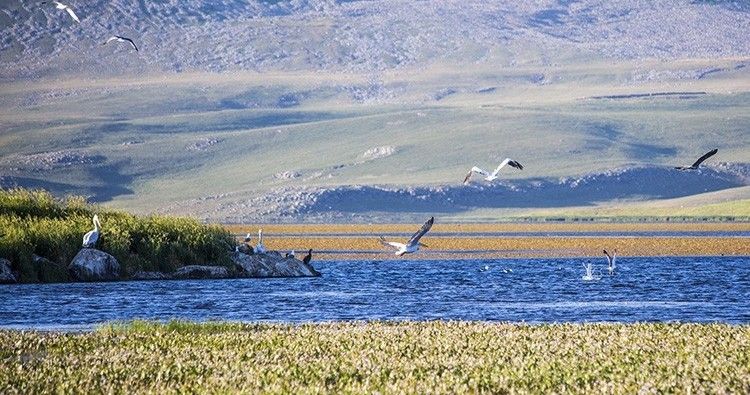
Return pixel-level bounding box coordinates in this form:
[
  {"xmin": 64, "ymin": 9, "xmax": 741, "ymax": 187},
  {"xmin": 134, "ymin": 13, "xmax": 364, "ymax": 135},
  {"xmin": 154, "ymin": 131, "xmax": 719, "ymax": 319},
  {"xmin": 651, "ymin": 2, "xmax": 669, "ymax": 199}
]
[{"xmin": 0, "ymin": 321, "xmax": 747, "ymax": 393}]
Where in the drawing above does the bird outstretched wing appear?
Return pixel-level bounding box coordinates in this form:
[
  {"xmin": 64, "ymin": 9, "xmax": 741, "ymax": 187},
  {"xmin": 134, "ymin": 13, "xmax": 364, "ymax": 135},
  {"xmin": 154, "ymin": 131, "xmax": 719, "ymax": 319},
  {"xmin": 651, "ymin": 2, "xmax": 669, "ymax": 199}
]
[
  {"xmin": 491, "ymin": 158, "xmax": 524, "ymax": 177},
  {"xmin": 603, "ymin": 249, "xmax": 613, "ymax": 265},
  {"xmin": 690, "ymin": 148, "xmax": 718, "ymax": 168},
  {"xmin": 407, "ymin": 216, "xmax": 434, "ymax": 247},
  {"xmin": 379, "ymin": 236, "xmax": 403, "ymax": 251}
]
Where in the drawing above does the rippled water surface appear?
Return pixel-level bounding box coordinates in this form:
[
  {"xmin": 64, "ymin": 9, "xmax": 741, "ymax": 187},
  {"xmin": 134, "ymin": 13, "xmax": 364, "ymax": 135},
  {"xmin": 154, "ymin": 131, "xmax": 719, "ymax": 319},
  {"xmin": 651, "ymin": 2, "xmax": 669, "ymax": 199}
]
[{"xmin": 1, "ymin": 257, "xmax": 748, "ymax": 329}]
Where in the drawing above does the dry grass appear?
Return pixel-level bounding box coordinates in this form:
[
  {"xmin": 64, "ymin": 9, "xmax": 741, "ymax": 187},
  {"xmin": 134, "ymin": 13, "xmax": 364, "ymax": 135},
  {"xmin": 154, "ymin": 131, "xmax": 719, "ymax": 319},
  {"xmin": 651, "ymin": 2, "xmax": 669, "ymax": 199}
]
[{"xmin": 1, "ymin": 321, "xmax": 748, "ymax": 394}]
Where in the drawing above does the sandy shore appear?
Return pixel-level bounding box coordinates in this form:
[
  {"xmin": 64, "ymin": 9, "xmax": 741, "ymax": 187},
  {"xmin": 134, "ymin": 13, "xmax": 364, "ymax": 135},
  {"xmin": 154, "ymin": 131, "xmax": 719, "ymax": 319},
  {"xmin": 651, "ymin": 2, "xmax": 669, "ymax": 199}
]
[{"xmin": 225, "ymin": 223, "xmax": 750, "ymax": 259}]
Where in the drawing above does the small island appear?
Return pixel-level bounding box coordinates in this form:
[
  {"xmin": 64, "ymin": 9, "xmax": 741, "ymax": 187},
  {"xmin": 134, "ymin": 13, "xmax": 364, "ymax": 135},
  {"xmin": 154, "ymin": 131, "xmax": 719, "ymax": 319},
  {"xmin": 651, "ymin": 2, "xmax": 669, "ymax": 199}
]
[{"xmin": 0, "ymin": 188, "xmax": 319, "ymax": 284}]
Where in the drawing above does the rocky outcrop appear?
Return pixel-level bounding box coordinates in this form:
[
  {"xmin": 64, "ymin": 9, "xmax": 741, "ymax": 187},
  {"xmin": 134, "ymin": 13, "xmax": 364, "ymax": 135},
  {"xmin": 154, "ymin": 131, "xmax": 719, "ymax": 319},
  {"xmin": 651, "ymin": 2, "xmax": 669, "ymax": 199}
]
[
  {"xmin": 172, "ymin": 265, "xmax": 230, "ymax": 280},
  {"xmin": 0, "ymin": 258, "xmax": 16, "ymax": 284},
  {"xmin": 68, "ymin": 249, "xmax": 121, "ymax": 282},
  {"xmin": 131, "ymin": 271, "xmax": 169, "ymax": 281},
  {"xmin": 231, "ymin": 251, "xmax": 320, "ymax": 278}
]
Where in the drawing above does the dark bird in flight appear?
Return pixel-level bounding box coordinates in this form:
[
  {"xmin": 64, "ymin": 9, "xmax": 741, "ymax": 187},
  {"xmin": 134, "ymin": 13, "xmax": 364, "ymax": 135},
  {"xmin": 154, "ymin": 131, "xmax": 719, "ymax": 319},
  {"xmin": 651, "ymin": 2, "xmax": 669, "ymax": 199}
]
[
  {"xmin": 675, "ymin": 149, "xmax": 718, "ymax": 170},
  {"xmin": 102, "ymin": 36, "xmax": 139, "ymax": 52},
  {"xmin": 302, "ymin": 249, "xmax": 313, "ymax": 265}
]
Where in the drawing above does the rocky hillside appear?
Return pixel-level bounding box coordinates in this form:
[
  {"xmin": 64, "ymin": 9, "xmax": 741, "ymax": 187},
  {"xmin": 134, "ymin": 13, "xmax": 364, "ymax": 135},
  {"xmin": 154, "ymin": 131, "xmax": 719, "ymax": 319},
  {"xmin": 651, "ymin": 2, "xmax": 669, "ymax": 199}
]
[{"xmin": 1, "ymin": 0, "xmax": 749, "ymax": 78}]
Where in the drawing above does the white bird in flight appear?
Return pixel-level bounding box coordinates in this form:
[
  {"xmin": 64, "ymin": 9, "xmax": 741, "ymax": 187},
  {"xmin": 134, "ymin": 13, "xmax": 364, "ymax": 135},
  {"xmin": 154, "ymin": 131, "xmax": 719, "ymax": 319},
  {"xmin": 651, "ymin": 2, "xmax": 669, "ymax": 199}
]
[
  {"xmin": 254, "ymin": 229, "xmax": 266, "ymax": 254},
  {"xmin": 464, "ymin": 158, "xmax": 523, "ymax": 184},
  {"xmin": 42, "ymin": 1, "xmax": 80, "ymax": 23},
  {"xmin": 82, "ymin": 214, "xmax": 101, "ymax": 248},
  {"xmin": 102, "ymin": 36, "xmax": 139, "ymax": 52},
  {"xmin": 379, "ymin": 216, "xmax": 434, "ymax": 256},
  {"xmin": 604, "ymin": 249, "xmax": 617, "ymax": 274}
]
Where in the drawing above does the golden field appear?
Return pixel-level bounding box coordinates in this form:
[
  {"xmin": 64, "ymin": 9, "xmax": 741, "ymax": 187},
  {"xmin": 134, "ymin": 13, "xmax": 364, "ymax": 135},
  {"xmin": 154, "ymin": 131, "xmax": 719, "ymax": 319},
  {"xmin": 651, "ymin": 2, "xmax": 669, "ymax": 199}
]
[
  {"xmin": 1, "ymin": 321, "xmax": 748, "ymax": 394},
  {"xmin": 225, "ymin": 223, "xmax": 750, "ymax": 259}
]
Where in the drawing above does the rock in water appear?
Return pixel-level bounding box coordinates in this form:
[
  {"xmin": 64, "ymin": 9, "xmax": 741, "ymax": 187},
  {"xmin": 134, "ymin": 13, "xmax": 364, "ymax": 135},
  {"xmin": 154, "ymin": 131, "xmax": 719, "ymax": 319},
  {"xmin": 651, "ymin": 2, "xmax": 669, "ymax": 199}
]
[
  {"xmin": 69, "ymin": 249, "xmax": 121, "ymax": 282},
  {"xmin": 172, "ymin": 265, "xmax": 230, "ymax": 280},
  {"xmin": 231, "ymin": 251, "xmax": 320, "ymax": 278},
  {"xmin": 0, "ymin": 258, "xmax": 16, "ymax": 284}
]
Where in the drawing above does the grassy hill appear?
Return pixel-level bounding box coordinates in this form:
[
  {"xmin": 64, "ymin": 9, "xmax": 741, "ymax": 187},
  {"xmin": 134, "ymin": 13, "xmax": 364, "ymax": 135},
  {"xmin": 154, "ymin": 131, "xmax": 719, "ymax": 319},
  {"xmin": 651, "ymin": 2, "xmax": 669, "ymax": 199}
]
[{"xmin": 0, "ymin": 1, "xmax": 749, "ymax": 221}]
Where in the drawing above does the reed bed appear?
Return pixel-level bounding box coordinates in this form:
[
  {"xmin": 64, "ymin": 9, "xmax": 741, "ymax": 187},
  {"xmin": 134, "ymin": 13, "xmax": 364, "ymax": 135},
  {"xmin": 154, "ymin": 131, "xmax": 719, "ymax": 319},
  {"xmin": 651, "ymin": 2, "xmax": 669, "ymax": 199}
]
[
  {"xmin": 0, "ymin": 188, "xmax": 234, "ymax": 282},
  {"xmin": 225, "ymin": 222, "xmax": 750, "ymax": 235},
  {"xmin": 0, "ymin": 321, "xmax": 747, "ymax": 394},
  {"xmin": 255, "ymin": 236, "xmax": 750, "ymax": 259}
]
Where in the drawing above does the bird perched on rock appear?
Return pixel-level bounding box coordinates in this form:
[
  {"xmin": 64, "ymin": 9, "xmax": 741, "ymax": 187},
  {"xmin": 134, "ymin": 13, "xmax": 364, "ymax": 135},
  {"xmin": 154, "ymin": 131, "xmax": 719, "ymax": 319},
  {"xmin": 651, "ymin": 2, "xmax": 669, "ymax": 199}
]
[
  {"xmin": 302, "ymin": 249, "xmax": 313, "ymax": 265},
  {"xmin": 82, "ymin": 214, "xmax": 101, "ymax": 248}
]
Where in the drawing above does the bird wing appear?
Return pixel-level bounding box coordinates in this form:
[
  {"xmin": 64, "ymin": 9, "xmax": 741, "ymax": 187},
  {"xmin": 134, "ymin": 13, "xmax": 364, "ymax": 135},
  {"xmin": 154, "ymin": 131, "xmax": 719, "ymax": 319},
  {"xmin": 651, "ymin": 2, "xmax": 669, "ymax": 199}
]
[
  {"xmin": 379, "ymin": 236, "xmax": 404, "ymax": 251},
  {"xmin": 603, "ymin": 249, "xmax": 613, "ymax": 265},
  {"xmin": 491, "ymin": 158, "xmax": 511, "ymax": 177},
  {"xmin": 103, "ymin": 36, "xmax": 118, "ymax": 45},
  {"xmin": 82, "ymin": 230, "xmax": 98, "ymax": 247},
  {"xmin": 407, "ymin": 216, "xmax": 434, "ymax": 247},
  {"xmin": 64, "ymin": 6, "xmax": 79, "ymax": 22},
  {"xmin": 463, "ymin": 171, "xmax": 473, "ymax": 184},
  {"xmin": 507, "ymin": 160, "xmax": 523, "ymax": 170},
  {"xmin": 123, "ymin": 37, "xmax": 138, "ymax": 51},
  {"xmin": 471, "ymin": 166, "xmax": 490, "ymax": 177},
  {"xmin": 690, "ymin": 148, "xmax": 718, "ymax": 168}
]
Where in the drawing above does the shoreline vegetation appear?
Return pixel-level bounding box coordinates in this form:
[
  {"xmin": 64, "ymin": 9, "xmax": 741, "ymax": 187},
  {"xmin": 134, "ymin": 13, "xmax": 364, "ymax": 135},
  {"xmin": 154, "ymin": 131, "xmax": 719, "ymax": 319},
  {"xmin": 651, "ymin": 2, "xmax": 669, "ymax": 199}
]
[
  {"xmin": 0, "ymin": 188, "xmax": 234, "ymax": 283},
  {"xmin": 0, "ymin": 320, "xmax": 747, "ymax": 393}
]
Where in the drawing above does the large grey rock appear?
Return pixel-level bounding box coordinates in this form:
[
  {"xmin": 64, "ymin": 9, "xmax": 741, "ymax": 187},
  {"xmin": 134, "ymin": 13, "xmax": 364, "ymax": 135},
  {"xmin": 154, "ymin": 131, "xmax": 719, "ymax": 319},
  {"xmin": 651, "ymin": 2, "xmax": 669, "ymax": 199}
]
[
  {"xmin": 131, "ymin": 271, "xmax": 169, "ymax": 281},
  {"xmin": 68, "ymin": 249, "xmax": 121, "ymax": 282},
  {"xmin": 0, "ymin": 258, "xmax": 16, "ymax": 284},
  {"xmin": 172, "ymin": 265, "xmax": 230, "ymax": 280},
  {"xmin": 231, "ymin": 251, "xmax": 320, "ymax": 278}
]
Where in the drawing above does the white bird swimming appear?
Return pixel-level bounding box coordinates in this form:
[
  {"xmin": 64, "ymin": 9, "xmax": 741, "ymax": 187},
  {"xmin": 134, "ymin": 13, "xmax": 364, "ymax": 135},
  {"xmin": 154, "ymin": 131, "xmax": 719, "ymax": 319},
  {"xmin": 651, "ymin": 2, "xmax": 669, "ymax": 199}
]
[
  {"xmin": 379, "ymin": 216, "xmax": 434, "ymax": 256},
  {"xmin": 102, "ymin": 36, "xmax": 139, "ymax": 52},
  {"xmin": 254, "ymin": 229, "xmax": 266, "ymax": 254},
  {"xmin": 82, "ymin": 214, "xmax": 101, "ymax": 248},
  {"xmin": 604, "ymin": 249, "xmax": 617, "ymax": 274},
  {"xmin": 42, "ymin": 1, "xmax": 80, "ymax": 23},
  {"xmin": 464, "ymin": 158, "xmax": 524, "ymax": 184}
]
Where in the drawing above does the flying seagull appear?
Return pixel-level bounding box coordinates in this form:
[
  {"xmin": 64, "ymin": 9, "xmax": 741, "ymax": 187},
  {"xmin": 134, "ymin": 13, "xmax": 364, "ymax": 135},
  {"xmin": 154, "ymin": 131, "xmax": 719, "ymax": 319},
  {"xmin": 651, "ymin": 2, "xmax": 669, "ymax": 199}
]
[
  {"xmin": 41, "ymin": 1, "xmax": 79, "ymax": 23},
  {"xmin": 82, "ymin": 214, "xmax": 101, "ymax": 248},
  {"xmin": 379, "ymin": 216, "xmax": 434, "ymax": 256},
  {"xmin": 102, "ymin": 36, "xmax": 138, "ymax": 52},
  {"xmin": 603, "ymin": 249, "xmax": 617, "ymax": 274},
  {"xmin": 675, "ymin": 148, "xmax": 718, "ymax": 170},
  {"xmin": 464, "ymin": 158, "xmax": 523, "ymax": 184}
]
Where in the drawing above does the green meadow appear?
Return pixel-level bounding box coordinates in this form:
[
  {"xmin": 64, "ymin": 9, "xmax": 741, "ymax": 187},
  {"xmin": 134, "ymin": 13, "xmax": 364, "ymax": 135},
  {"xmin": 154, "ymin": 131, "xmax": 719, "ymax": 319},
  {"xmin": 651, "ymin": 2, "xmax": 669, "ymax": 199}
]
[{"xmin": 0, "ymin": 321, "xmax": 747, "ymax": 394}]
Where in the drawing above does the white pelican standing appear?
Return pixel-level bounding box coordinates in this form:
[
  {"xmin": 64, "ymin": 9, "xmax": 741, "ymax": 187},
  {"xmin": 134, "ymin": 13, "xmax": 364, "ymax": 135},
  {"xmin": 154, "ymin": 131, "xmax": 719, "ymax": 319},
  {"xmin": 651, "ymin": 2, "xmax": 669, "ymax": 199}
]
[
  {"xmin": 102, "ymin": 36, "xmax": 139, "ymax": 52},
  {"xmin": 603, "ymin": 249, "xmax": 617, "ymax": 274},
  {"xmin": 254, "ymin": 229, "xmax": 266, "ymax": 254},
  {"xmin": 675, "ymin": 148, "xmax": 718, "ymax": 170},
  {"xmin": 82, "ymin": 214, "xmax": 101, "ymax": 248},
  {"xmin": 464, "ymin": 158, "xmax": 523, "ymax": 184},
  {"xmin": 379, "ymin": 217, "xmax": 434, "ymax": 256},
  {"xmin": 41, "ymin": 1, "xmax": 80, "ymax": 23}
]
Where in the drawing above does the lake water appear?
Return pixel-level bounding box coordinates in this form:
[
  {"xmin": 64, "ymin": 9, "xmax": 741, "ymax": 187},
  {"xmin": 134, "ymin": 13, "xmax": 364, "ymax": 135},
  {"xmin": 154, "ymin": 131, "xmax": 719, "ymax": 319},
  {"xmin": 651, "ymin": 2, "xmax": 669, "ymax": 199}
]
[{"xmin": 1, "ymin": 257, "xmax": 748, "ymax": 330}]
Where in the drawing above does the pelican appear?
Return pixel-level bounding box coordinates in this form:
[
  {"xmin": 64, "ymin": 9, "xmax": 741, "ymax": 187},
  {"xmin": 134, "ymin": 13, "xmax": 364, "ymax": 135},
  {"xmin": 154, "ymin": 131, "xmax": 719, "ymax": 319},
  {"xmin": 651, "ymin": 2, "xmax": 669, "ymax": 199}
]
[
  {"xmin": 254, "ymin": 229, "xmax": 266, "ymax": 254},
  {"xmin": 41, "ymin": 1, "xmax": 79, "ymax": 23},
  {"xmin": 102, "ymin": 36, "xmax": 139, "ymax": 52},
  {"xmin": 464, "ymin": 158, "xmax": 523, "ymax": 184},
  {"xmin": 675, "ymin": 148, "xmax": 718, "ymax": 170},
  {"xmin": 379, "ymin": 217, "xmax": 434, "ymax": 256},
  {"xmin": 82, "ymin": 214, "xmax": 101, "ymax": 248},
  {"xmin": 603, "ymin": 249, "xmax": 617, "ymax": 274},
  {"xmin": 302, "ymin": 249, "xmax": 312, "ymax": 265}
]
